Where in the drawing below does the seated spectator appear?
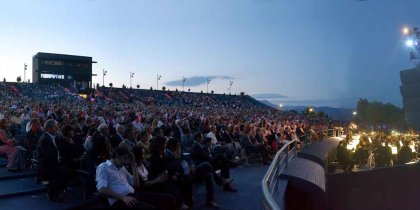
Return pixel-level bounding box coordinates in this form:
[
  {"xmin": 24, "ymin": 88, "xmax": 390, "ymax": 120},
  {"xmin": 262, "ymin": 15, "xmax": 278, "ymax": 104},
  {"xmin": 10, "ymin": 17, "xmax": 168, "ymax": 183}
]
[
  {"xmin": 165, "ymin": 137, "xmax": 227, "ymax": 208},
  {"xmin": 180, "ymin": 127, "xmax": 193, "ymax": 152},
  {"xmin": 88, "ymin": 135, "xmax": 112, "ymax": 167},
  {"xmin": 0, "ymin": 118, "xmax": 26, "ymax": 171},
  {"xmin": 240, "ymin": 126, "xmax": 269, "ymax": 165},
  {"xmin": 25, "ymin": 118, "xmax": 43, "ymax": 159},
  {"xmin": 132, "ymin": 116, "xmax": 144, "ymax": 132},
  {"xmin": 83, "ymin": 127, "xmax": 97, "ymax": 152},
  {"xmin": 20, "ymin": 110, "xmax": 31, "ymax": 129},
  {"xmin": 60, "ymin": 125, "xmax": 84, "ymax": 170},
  {"xmin": 119, "ymin": 127, "xmax": 137, "ymax": 152},
  {"xmin": 137, "ymin": 130, "xmax": 151, "ymax": 160},
  {"xmin": 149, "ymin": 136, "xmax": 168, "ymax": 179},
  {"xmin": 96, "ymin": 146, "xmax": 177, "ymax": 209},
  {"xmin": 170, "ymin": 120, "xmax": 182, "ymax": 140},
  {"xmin": 164, "ymin": 138, "xmax": 194, "ymax": 208},
  {"xmin": 36, "ymin": 119, "xmax": 75, "ymax": 202},
  {"xmin": 206, "ymin": 126, "xmax": 218, "ymax": 146},
  {"xmin": 110, "ymin": 124, "xmax": 124, "ymax": 149},
  {"xmin": 191, "ymin": 136, "xmax": 237, "ymax": 192},
  {"xmin": 10, "ymin": 111, "xmax": 21, "ymax": 127},
  {"xmin": 132, "ymin": 146, "xmax": 167, "ymax": 188}
]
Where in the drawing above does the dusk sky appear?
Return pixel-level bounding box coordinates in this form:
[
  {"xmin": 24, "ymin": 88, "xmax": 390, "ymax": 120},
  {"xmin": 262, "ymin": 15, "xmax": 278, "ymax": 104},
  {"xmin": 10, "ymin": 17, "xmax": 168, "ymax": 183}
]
[{"xmin": 0, "ymin": 0, "xmax": 419, "ymax": 108}]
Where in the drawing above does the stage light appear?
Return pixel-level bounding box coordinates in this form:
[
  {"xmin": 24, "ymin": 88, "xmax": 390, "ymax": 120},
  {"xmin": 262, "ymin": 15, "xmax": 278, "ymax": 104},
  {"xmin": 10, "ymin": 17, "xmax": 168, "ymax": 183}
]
[
  {"xmin": 406, "ymin": 39, "xmax": 414, "ymax": 47},
  {"xmin": 403, "ymin": 27, "xmax": 410, "ymax": 35},
  {"xmin": 390, "ymin": 146, "xmax": 398, "ymax": 155}
]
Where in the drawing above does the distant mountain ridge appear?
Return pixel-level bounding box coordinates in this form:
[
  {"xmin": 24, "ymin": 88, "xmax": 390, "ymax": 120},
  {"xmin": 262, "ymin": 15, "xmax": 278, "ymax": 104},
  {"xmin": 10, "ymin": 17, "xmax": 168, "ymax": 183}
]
[{"xmin": 259, "ymin": 100, "xmax": 354, "ymax": 120}]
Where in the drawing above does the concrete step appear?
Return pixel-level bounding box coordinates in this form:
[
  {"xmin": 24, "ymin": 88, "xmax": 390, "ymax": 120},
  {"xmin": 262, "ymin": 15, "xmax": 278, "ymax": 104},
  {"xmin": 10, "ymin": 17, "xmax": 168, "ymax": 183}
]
[
  {"xmin": 0, "ymin": 158, "xmax": 6, "ymax": 167},
  {"xmin": 0, "ymin": 167, "xmax": 35, "ymax": 181},
  {"xmin": 0, "ymin": 177, "xmax": 45, "ymax": 199}
]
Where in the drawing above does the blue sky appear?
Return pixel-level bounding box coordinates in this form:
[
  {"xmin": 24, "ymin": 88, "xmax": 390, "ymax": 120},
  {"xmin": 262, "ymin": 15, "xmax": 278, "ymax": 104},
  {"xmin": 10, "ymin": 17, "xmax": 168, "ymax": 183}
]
[{"xmin": 0, "ymin": 0, "xmax": 419, "ymax": 108}]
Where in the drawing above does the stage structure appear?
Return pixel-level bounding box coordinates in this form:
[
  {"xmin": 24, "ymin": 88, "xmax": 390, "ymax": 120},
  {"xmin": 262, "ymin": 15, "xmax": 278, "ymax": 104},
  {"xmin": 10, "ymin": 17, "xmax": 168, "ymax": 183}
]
[
  {"xmin": 400, "ymin": 27, "xmax": 420, "ymax": 130},
  {"xmin": 32, "ymin": 52, "xmax": 97, "ymax": 92}
]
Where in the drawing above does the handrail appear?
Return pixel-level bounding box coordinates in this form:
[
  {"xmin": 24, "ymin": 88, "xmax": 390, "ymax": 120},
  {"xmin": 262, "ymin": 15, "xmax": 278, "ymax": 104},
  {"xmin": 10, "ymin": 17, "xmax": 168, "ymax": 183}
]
[
  {"xmin": 261, "ymin": 128, "xmax": 345, "ymax": 210},
  {"xmin": 262, "ymin": 139, "xmax": 297, "ymax": 210}
]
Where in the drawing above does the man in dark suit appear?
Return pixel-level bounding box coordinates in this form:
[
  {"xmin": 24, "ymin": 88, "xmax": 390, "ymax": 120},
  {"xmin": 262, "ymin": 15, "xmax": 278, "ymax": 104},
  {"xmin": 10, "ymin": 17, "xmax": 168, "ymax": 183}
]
[
  {"xmin": 337, "ymin": 141, "xmax": 353, "ymax": 171},
  {"xmin": 36, "ymin": 119, "xmax": 73, "ymax": 202},
  {"xmin": 190, "ymin": 132, "xmax": 236, "ymax": 192},
  {"xmin": 376, "ymin": 141, "xmax": 392, "ymax": 167},
  {"xmin": 110, "ymin": 124, "xmax": 124, "ymax": 149},
  {"xmin": 25, "ymin": 118, "xmax": 43, "ymax": 159},
  {"xmin": 171, "ymin": 120, "xmax": 182, "ymax": 140},
  {"xmin": 164, "ymin": 138, "xmax": 194, "ymax": 208},
  {"xmin": 165, "ymin": 137, "xmax": 222, "ymax": 208},
  {"xmin": 397, "ymin": 141, "xmax": 413, "ymax": 164},
  {"xmin": 240, "ymin": 126, "xmax": 269, "ymax": 165}
]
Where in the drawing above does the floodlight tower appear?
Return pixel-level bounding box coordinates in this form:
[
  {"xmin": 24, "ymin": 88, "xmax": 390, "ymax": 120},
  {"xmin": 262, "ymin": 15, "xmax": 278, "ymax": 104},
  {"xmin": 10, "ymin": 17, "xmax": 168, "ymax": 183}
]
[
  {"xmin": 403, "ymin": 27, "xmax": 420, "ymax": 66},
  {"xmin": 130, "ymin": 72, "xmax": 135, "ymax": 88},
  {"xmin": 228, "ymin": 81, "xmax": 234, "ymax": 95},
  {"xmin": 182, "ymin": 76, "xmax": 187, "ymax": 92},
  {"xmin": 157, "ymin": 74, "xmax": 162, "ymax": 90},
  {"xmin": 206, "ymin": 78, "xmax": 211, "ymax": 94}
]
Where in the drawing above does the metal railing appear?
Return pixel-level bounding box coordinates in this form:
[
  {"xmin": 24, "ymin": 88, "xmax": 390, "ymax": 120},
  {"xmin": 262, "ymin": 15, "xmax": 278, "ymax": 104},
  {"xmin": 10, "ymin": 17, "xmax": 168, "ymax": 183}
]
[
  {"xmin": 262, "ymin": 139, "xmax": 298, "ymax": 210},
  {"xmin": 261, "ymin": 128, "xmax": 345, "ymax": 210}
]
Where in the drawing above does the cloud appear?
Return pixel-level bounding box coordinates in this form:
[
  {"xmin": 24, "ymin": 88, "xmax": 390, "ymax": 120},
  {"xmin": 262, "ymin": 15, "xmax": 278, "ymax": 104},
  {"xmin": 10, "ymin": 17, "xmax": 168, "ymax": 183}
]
[
  {"xmin": 251, "ymin": 93, "xmax": 288, "ymax": 99},
  {"xmin": 165, "ymin": 76, "xmax": 234, "ymax": 87}
]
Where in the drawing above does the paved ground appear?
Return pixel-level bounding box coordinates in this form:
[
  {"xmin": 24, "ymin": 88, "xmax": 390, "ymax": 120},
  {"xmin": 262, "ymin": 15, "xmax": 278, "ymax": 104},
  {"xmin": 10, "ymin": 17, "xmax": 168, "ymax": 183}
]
[{"xmin": 0, "ymin": 164, "xmax": 269, "ymax": 210}]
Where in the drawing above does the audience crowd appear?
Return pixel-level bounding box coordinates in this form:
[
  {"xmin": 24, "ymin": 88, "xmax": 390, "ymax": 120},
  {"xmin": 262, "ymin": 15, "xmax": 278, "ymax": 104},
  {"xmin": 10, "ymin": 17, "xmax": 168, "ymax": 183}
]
[{"xmin": 0, "ymin": 82, "xmax": 342, "ymax": 209}]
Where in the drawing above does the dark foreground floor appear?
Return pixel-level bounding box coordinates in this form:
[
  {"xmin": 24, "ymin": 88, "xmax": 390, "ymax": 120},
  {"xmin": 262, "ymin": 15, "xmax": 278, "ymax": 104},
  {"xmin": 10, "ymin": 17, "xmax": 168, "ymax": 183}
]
[{"xmin": 0, "ymin": 164, "xmax": 269, "ymax": 210}]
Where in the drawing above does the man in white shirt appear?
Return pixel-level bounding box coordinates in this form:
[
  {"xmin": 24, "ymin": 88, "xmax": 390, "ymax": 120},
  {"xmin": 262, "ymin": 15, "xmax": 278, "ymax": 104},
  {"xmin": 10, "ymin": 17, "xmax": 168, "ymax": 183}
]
[
  {"xmin": 96, "ymin": 146, "xmax": 177, "ymax": 209},
  {"xmin": 206, "ymin": 126, "xmax": 218, "ymax": 146},
  {"xmin": 132, "ymin": 117, "xmax": 144, "ymax": 132}
]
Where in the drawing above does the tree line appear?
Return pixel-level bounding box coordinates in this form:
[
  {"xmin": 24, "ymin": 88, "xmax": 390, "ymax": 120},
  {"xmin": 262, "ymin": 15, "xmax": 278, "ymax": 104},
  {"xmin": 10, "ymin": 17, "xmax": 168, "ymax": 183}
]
[{"xmin": 356, "ymin": 98, "xmax": 406, "ymax": 128}]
